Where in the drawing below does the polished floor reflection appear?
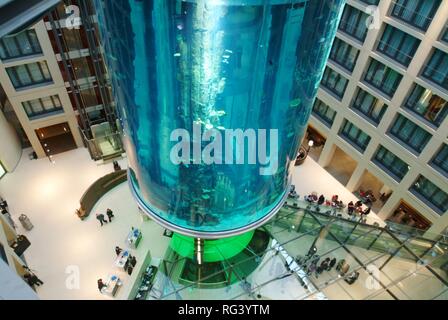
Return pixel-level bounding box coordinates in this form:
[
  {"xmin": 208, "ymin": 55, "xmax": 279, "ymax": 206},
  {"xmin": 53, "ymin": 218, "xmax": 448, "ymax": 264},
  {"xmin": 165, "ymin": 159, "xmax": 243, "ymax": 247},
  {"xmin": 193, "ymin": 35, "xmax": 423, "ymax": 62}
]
[{"xmin": 1, "ymin": 148, "xmax": 446, "ymax": 300}]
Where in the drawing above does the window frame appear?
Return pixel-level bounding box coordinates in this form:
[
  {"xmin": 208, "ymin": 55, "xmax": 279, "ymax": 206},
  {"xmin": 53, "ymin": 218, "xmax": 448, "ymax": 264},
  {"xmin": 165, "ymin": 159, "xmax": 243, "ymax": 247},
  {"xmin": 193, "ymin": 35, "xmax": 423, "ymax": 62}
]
[
  {"xmin": 410, "ymin": 175, "xmax": 448, "ymax": 215},
  {"xmin": 388, "ymin": 114, "xmax": 432, "ymax": 154},
  {"xmin": 339, "ymin": 119, "xmax": 372, "ymax": 153},
  {"xmin": 372, "ymin": 145, "xmax": 410, "ymax": 182},
  {"xmin": 6, "ymin": 61, "xmax": 53, "ymax": 90}
]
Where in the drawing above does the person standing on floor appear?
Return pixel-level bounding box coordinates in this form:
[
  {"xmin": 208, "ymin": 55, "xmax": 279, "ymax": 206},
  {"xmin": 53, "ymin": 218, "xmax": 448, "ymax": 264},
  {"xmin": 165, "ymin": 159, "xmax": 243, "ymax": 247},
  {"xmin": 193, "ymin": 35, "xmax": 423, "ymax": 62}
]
[
  {"xmin": 96, "ymin": 213, "xmax": 108, "ymax": 226},
  {"xmin": 328, "ymin": 257, "xmax": 337, "ymax": 271},
  {"xmin": 97, "ymin": 279, "xmax": 107, "ymax": 292},
  {"xmin": 115, "ymin": 246, "xmax": 123, "ymax": 256},
  {"xmin": 24, "ymin": 273, "xmax": 44, "ymax": 286},
  {"xmin": 317, "ymin": 195, "xmax": 325, "ymax": 205},
  {"xmin": 106, "ymin": 208, "xmax": 115, "ymax": 223},
  {"xmin": 347, "ymin": 201, "xmax": 355, "ymax": 215},
  {"xmin": 320, "ymin": 257, "xmax": 330, "ymax": 271}
]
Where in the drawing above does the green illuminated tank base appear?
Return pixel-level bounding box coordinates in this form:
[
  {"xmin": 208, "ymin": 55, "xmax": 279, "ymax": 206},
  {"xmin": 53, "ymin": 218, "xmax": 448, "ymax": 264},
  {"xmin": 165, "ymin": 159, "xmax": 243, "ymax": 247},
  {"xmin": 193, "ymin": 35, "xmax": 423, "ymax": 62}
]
[
  {"xmin": 170, "ymin": 231, "xmax": 255, "ymax": 263},
  {"xmin": 164, "ymin": 229, "xmax": 271, "ymax": 289}
]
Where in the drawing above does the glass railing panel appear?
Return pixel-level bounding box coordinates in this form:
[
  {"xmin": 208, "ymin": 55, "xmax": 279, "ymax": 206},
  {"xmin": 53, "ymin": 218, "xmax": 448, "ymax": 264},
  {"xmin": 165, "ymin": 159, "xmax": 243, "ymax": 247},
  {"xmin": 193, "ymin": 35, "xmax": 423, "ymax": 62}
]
[
  {"xmin": 434, "ymin": 288, "xmax": 448, "ymax": 300},
  {"xmin": 388, "ymin": 274, "xmax": 447, "ymax": 300},
  {"xmin": 367, "ymin": 230, "xmax": 402, "ymax": 255}
]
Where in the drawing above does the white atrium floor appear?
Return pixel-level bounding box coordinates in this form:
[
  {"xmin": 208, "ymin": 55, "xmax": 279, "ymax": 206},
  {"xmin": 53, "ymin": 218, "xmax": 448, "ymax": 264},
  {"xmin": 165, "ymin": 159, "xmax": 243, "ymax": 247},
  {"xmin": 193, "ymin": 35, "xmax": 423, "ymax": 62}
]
[{"xmin": 1, "ymin": 147, "xmax": 437, "ymax": 300}]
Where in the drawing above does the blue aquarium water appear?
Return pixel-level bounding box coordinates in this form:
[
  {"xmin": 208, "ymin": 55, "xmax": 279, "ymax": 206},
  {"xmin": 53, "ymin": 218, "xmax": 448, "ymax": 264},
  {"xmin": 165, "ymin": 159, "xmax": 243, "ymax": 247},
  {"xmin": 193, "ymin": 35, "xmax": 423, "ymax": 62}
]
[{"xmin": 93, "ymin": 0, "xmax": 345, "ymax": 237}]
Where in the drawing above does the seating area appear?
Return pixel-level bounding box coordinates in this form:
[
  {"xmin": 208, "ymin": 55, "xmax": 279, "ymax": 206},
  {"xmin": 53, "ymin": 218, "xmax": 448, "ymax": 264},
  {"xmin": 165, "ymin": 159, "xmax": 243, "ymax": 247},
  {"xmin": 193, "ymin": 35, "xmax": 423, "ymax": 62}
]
[
  {"xmin": 77, "ymin": 169, "xmax": 127, "ymax": 220},
  {"xmin": 288, "ymin": 185, "xmax": 374, "ymax": 224}
]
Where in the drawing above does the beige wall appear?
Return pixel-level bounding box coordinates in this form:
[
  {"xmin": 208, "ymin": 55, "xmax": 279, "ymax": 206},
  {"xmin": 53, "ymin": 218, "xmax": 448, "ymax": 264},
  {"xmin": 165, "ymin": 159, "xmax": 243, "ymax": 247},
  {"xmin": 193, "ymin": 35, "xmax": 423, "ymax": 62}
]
[
  {"xmin": 0, "ymin": 110, "xmax": 22, "ymax": 172},
  {"xmin": 309, "ymin": 0, "xmax": 448, "ymax": 237},
  {"xmin": 0, "ymin": 20, "xmax": 83, "ymax": 159}
]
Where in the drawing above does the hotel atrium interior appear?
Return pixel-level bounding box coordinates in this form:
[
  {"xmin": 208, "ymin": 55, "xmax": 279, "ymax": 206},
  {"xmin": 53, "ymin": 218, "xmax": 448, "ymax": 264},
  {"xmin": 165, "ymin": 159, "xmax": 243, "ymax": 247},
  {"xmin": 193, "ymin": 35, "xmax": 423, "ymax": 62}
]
[{"xmin": 0, "ymin": 0, "xmax": 447, "ymax": 301}]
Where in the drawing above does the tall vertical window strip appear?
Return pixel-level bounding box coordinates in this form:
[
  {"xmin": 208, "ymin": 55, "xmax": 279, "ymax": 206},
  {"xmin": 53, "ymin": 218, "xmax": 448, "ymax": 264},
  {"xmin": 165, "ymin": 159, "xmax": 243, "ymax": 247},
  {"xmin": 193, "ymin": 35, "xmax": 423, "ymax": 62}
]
[
  {"xmin": 312, "ymin": 99, "xmax": 336, "ymax": 127},
  {"xmin": 391, "ymin": 0, "xmax": 442, "ymax": 31},
  {"xmin": 5, "ymin": 61, "xmax": 52, "ymax": 89},
  {"xmin": 411, "ymin": 176, "xmax": 448, "ymax": 215},
  {"xmin": 377, "ymin": 24, "xmax": 420, "ymax": 67},
  {"xmin": 373, "ymin": 145, "xmax": 410, "ymax": 181},
  {"xmin": 431, "ymin": 144, "xmax": 448, "ymax": 176},
  {"xmin": 22, "ymin": 95, "xmax": 63, "ymax": 120},
  {"xmin": 339, "ymin": 119, "xmax": 371, "ymax": 152},
  {"xmin": 0, "ymin": 29, "xmax": 42, "ymax": 60},
  {"xmin": 364, "ymin": 59, "xmax": 403, "ymax": 98},
  {"xmin": 422, "ymin": 49, "xmax": 448, "ymax": 90},
  {"xmin": 351, "ymin": 88, "xmax": 387, "ymax": 125},
  {"xmin": 338, "ymin": 5, "xmax": 369, "ymax": 43},
  {"xmin": 329, "ymin": 38, "xmax": 360, "ymax": 72},
  {"xmin": 389, "ymin": 114, "xmax": 432, "ymax": 154},
  {"xmin": 441, "ymin": 26, "xmax": 448, "ymax": 43},
  {"xmin": 320, "ymin": 67, "xmax": 348, "ymax": 99},
  {"xmin": 404, "ymin": 84, "xmax": 447, "ymax": 127}
]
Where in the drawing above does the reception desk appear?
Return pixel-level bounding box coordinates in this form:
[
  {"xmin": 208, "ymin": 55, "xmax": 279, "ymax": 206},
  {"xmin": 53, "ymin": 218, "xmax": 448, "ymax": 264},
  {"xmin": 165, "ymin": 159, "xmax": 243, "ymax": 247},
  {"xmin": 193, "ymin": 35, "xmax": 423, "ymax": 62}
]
[
  {"xmin": 114, "ymin": 250, "xmax": 130, "ymax": 271},
  {"xmin": 126, "ymin": 228, "xmax": 142, "ymax": 249},
  {"xmin": 101, "ymin": 274, "xmax": 122, "ymax": 297}
]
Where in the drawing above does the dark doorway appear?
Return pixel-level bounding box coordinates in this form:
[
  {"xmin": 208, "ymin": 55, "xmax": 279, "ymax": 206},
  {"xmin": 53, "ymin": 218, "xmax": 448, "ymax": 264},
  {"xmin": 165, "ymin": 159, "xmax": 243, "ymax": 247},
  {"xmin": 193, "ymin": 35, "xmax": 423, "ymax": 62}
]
[
  {"xmin": 387, "ymin": 201, "xmax": 432, "ymax": 231},
  {"xmin": 35, "ymin": 122, "xmax": 77, "ymax": 156}
]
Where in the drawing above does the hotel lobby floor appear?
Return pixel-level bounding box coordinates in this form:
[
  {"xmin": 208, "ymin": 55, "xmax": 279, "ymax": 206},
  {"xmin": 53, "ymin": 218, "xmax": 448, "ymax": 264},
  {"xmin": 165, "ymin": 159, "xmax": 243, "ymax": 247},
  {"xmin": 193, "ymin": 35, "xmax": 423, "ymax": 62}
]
[{"xmin": 0, "ymin": 147, "xmax": 415, "ymax": 300}]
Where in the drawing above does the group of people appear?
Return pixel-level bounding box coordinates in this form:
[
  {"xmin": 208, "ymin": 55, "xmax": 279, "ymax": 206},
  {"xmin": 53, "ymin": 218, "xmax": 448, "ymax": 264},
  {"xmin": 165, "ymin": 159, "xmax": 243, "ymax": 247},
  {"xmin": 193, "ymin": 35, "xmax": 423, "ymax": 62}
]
[
  {"xmin": 302, "ymin": 191, "xmax": 372, "ymax": 221},
  {"xmin": 296, "ymin": 251, "xmax": 337, "ymax": 279},
  {"xmin": 96, "ymin": 208, "xmax": 115, "ymax": 227},
  {"xmin": 22, "ymin": 266, "xmax": 44, "ymax": 288},
  {"xmin": 359, "ymin": 189, "xmax": 376, "ymax": 206},
  {"xmin": 336, "ymin": 259, "xmax": 360, "ymax": 285},
  {"xmin": 347, "ymin": 200, "xmax": 370, "ymax": 217},
  {"xmin": 288, "ymin": 185, "xmax": 299, "ymax": 199},
  {"xmin": 115, "ymin": 246, "xmax": 137, "ymax": 275},
  {"xmin": 297, "ymin": 247, "xmax": 361, "ymax": 285},
  {"xmin": 97, "ymin": 246, "xmax": 138, "ymax": 293},
  {"xmin": 1, "ymin": 198, "xmax": 21, "ymax": 229},
  {"xmin": 305, "ymin": 193, "xmax": 345, "ymax": 210}
]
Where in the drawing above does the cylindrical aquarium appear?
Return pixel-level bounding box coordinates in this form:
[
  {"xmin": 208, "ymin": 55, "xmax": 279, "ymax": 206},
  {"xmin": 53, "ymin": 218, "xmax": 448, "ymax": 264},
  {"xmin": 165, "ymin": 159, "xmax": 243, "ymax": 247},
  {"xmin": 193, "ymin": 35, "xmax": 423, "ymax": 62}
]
[{"xmin": 93, "ymin": 0, "xmax": 345, "ymax": 238}]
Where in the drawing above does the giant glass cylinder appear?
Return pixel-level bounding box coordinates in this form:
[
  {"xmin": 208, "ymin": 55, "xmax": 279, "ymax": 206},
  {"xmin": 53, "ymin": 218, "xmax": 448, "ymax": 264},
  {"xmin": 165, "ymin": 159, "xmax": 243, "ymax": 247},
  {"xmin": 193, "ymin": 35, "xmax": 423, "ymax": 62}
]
[{"xmin": 93, "ymin": 0, "xmax": 345, "ymax": 238}]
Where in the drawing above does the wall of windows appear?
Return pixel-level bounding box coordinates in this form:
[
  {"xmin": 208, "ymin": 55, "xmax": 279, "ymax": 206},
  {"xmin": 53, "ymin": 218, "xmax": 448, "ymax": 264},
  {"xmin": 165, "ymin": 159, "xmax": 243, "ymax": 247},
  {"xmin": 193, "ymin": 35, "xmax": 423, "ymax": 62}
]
[
  {"xmin": 364, "ymin": 59, "xmax": 403, "ymax": 98},
  {"xmin": 329, "ymin": 38, "xmax": 360, "ymax": 72},
  {"xmin": 373, "ymin": 145, "xmax": 410, "ymax": 181},
  {"xmin": 410, "ymin": 175, "xmax": 448, "ymax": 215},
  {"xmin": 391, "ymin": 0, "xmax": 442, "ymax": 32},
  {"xmin": 0, "ymin": 29, "xmax": 42, "ymax": 61},
  {"xmin": 312, "ymin": 99, "xmax": 336, "ymax": 127},
  {"xmin": 389, "ymin": 114, "xmax": 432, "ymax": 154},
  {"xmin": 22, "ymin": 95, "xmax": 64, "ymax": 120},
  {"xmin": 321, "ymin": 67, "xmax": 348, "ymax": 99},
  {"xmin": 404, "ymin": 84, "xmax": 447, "ymax": 127},
  {"xmin": 377, "ymin": 24, "xmax": 420, "ymax": 67},
  {"xmin": 338, "ymin": 5, "xmax": 369, "ymax": 43},
  {"xmin": 339, "ymin": 119, "xmax": 371, "ymax": 152},
  {"xmin": 431, "ymin": 144, "xmax": 448, "ymax": 176},
  {"xmin": 6, "ymin": 61, "xmax": 53, "ymax": 90},
  {"xmin": 422, "ymin": 49, "xmax": 448, "ymax": 90},
  {"xmin": 351, "ymin": 88, "xmax": 388, "ymax": 125}
]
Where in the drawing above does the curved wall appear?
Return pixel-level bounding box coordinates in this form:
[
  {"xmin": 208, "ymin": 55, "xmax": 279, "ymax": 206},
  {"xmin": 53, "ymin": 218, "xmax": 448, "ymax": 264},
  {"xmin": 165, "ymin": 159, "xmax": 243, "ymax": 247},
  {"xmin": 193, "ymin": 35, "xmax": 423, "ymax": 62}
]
[
  {"xmin": 0, "ymin": 110, "xmax": 21, "ymax": 173},
  {"xmin": 93, "ymin": 0, "xmax": 346, "ymax": 237}
]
